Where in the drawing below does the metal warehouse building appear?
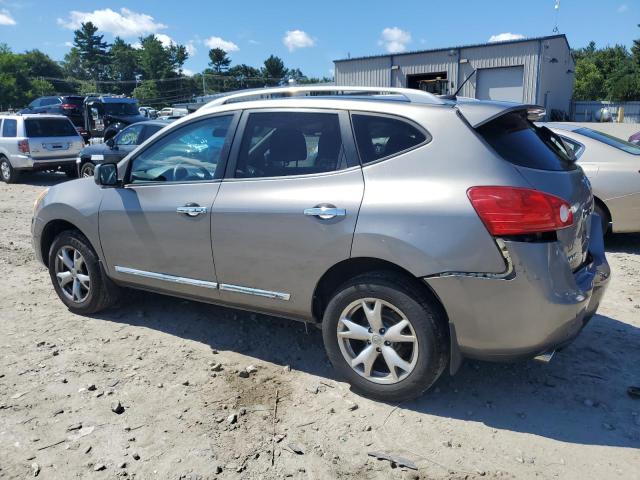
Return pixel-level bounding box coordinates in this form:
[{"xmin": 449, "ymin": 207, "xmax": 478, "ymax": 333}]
[{"xmin": 334, "ymin": 34, "xmax": 575, "ymax": 117}]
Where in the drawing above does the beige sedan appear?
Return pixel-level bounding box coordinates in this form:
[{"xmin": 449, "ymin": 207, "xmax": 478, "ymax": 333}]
[{"xmin": 547, "ymin": 123, "xmax": 640, "ymax": 234}]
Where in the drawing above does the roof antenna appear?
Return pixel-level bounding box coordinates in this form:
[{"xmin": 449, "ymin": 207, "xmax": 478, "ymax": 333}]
[
  {"xmin": 553, "ymin": 0, "xmax": 560, "ymax": 33},
  {"xmin": 441, "ymin": 69, "xmax": 476, "ymax": 100}
]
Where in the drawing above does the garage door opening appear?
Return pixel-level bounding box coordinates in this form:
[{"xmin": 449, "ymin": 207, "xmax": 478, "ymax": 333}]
[
  {"xmin": 476, "ymin": 66, "xmax": 524, "ymax": 102},
  {"xmin": 407, "ymin": 72, "xmax": 449, "ymax": 95}
]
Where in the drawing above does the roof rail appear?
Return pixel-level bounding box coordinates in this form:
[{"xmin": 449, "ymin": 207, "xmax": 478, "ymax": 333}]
[{"xmin": 200, "ymin": 85, "xmax": 448, "ymax": 110}]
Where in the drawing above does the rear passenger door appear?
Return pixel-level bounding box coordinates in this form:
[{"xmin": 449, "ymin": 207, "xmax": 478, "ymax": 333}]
[{"xmin": 211, "ymin": 109, "xmax": 364, "ymax": 319}]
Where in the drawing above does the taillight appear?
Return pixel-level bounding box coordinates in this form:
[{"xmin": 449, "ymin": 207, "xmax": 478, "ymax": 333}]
[
  {"xmin": 61, "ymin": 103, "xmax": 75, "ymax": 110},
  {"xmin": 18, "ymin": 139, "xmax": 30, "ymax": 154},
  {"xmin": 467, "ymin": 186, "xmax": 573, "ymax": 236}
]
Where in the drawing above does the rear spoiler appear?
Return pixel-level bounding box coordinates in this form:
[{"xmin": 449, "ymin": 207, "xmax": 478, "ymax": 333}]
[{"xmin": 454, "ymin": 99, "xmax": 546, "ymax": 128}]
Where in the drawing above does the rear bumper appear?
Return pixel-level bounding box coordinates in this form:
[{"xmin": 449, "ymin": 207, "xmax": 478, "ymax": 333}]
[
  {"xmin": 14, "ymin": 156, "xmax": 79, "ymax": 171},
  {"xmin": 426, "ymin": 218, "xmax": 610, "ymax": 363}
]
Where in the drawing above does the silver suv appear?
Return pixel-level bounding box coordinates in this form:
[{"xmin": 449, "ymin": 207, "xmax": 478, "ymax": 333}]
[
  {"xmin": 31, "ymin": 87, "xmax": 610, "ymax": 401},
  {"xmin": 0, "ymin": 114, "xmax": 84, "ymax": 183}
]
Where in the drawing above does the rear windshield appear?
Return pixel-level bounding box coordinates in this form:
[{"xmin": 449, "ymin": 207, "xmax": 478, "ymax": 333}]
[
  {"xmin": 477, "ymin": 111, "xmax": 576, "ymax": 171},
  {"xmin": 62, "ymin": 97, "xmax": 84, "ymax": 106},
  {"xmin": 104, "ymin": 103, "xmax": 139, "ymax": 116},
  {"xmin": 25, "ymin": 118, "xmax": 78, "ymax": 137},
  {"xmin": 575, "ymin": 127, "xmax": 640, "ymax": 155}
]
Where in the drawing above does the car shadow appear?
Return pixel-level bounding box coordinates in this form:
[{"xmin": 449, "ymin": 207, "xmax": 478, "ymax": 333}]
[
  {"xmin": 15, "ymin": 171, "xmax": 71, "ymax": 187},
  {"xmin": 94, "ymin": 292, "xmax": 640, "ymax": 449},
  {"xmin": 605, "ymin": 232, "xmax": 640, "ymax": 254}
]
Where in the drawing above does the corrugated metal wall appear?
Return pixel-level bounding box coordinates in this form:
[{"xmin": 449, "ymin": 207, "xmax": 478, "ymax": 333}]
[{"xmin": 334, "ymin": 40, "xmax": 543, "ymax": 104}]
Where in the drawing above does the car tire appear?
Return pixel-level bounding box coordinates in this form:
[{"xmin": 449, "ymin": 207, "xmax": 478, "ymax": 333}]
[
  {"xmin": 594, "ymin": 203, "xmax": 610, "ymax": 236},
  {"xmin": 0, "ymin": 156, "xmax": 19, "ymax": 184},
  {"xmin": 80, "ymin": 162, "xmax": 95, "ymax": 178},
  {"xmin": 322, "ymin": 272, "xmax": 449, "ymax": 402},
  {"xmin": 48, "ymin": 230, "xmax": 121, "ymax": 314}
]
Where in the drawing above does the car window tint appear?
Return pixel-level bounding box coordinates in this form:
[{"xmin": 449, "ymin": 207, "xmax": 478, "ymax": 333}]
[
  {"xmin": 477, "ymin": 112, "xmax": 576, "ymax": 171},
  {"xmin": 235, "ymin": 112, "xmax": 345, "ymax": 178},
  {"xmin": 25, "ymin": 118, "xmax": 77, "ymax": 137},
  {"xmin": 352, "ymin": 114, "xmax": 427, "ymax": 164},
  {"xmin": 2, "ymin": 119, "xmax": 17, "ymax": 137},
  {"xmin": 129, "ymin": 115, "xmax": 232, "ymax": 183},
  {"xmin": 116, "ymin": 124, "xmax": 144, "ymax": 145},
  {"xmin": 42, "ymin": 98, "xmax": 61, "ymax": 106}
]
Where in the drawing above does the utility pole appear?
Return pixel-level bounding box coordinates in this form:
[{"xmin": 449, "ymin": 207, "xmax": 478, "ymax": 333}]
[{"xmin": 202, "ymin": 75, "xmax": 206, "ymax": 96}]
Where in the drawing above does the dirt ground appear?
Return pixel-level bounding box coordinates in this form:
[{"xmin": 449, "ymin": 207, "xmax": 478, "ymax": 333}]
[{"xmin": 1, "ymin": 173, "xmax": 639, "ymax": 480}]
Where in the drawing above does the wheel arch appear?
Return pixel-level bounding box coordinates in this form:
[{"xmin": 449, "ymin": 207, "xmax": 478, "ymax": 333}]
[
  {"xmin": 593, "ymin": 196, "xmax": 612, "ymax": 231},
  {"xmin": 312, "ymin": 257, "xmax": 450, "ymax": 327},
  {"xmin": 40, "ymin": 219, "xmax": 92, "ymax": 268}
]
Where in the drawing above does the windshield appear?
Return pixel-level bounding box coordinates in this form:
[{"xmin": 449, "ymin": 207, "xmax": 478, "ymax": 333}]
[
  {"xmin": 104, "ymin": 102, "xmax": 140, "ymax": 116},
  {"xmin": 575, "ymin": 128, "xmax": 640, "ymax": 156}
]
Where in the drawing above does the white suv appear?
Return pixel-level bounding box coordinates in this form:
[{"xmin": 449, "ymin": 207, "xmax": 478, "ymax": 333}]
[{"xmin": 0, "ymin": 114, "xmax": 84, "ymax": 183}]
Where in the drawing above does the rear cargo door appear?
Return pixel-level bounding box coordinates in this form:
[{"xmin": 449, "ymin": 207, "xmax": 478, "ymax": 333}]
[
  {"xmin": 25, "ymin": 118, "xmax": 83, "ymax": 159},
  {"xmin": 475, "ymin": 110, "xmax": 593, "ymax": 270}
]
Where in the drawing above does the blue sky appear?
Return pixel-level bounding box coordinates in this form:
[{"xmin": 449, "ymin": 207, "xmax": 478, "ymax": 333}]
[{"xmin": 0, "ymin": 0, "xmax": 638, "ymax": 78}]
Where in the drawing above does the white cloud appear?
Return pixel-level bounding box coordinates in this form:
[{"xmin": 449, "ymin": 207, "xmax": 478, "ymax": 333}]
[
  {"xmin": 155, "ymin": 33, "xmax": 174, "ymax": 48},
  {"xmin": 248, "ymin": 39, "xmax": 260, "ymax": 45},
  {"xmin": 488, "ymin": 32, "xmax": 525, "ymax": 43},
  {"xmin": 0, "ymin": 8, "xmax": 16, "ymax": 25},
  {"xmin": 182, "ymin": 68, "xmax": 195, "ymax": 76},
  {"xmin": 378, "ymin": 27, "xmax": 411, "ymax": 53},
  {"xmin": 617, "ymin": 4, "xmax": 628, "ymax": 12},
  {"xmin": 282, "ymin": 30, "xmax": 315, "ymax": 52},
  {"xmin": 57, "ymin": 8, "xmax": 166, "ymax": 37},
  {"xmin": 204, "ymin": 36, "xmax": 239, "ymax": 52},
  {"xmin": 186, "ymin": 41, "xmax": 197, "ymax": 57},
  {"xmin": 64, "ymin": 41, "xmax": 73, "ymax": 47}
]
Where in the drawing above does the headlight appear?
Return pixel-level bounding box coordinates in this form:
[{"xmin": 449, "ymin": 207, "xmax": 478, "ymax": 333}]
[{"xmin": 33, "ymin": 188, "xmax": 49, "ymax": 215}]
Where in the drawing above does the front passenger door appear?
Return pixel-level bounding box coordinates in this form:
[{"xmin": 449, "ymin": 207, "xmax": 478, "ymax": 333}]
[{"xmin": 99, "ymin": 113, "xmax": 238, "ymax": 300}]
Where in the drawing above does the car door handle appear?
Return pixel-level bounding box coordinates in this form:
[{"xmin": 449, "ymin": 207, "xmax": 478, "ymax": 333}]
[
  {"xmin": 303, "ymin": 205, "xmax": 346, "ymax": 220},
  {"xmin": 176, "ymin": 204, "xmax": 208, "ymax": 217}
]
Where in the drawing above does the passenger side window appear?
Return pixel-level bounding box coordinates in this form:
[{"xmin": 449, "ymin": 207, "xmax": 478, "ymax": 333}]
[
  {"xmin": 235, "ymin": 111, "xmax": 346, "ymax": 178},
  {"xmin": 116, "ymin": 124, "xmax": 144, "ymax": 146},
  {"xmin": 129, "ymin": 115, "xmax": 233, "ymax": 183},
  {"xmin": 2, "ymin": 119, "xmax": 17, "ymax": 137},
  {"xmin": 352, "ymin": 114, "xmax": 427, "ymax": 164}
]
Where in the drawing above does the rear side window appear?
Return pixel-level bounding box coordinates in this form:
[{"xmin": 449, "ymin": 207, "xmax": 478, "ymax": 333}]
[
  {"xmin": 477, "ymin": 111, "xmax": 576, "ymax": 171},
  {"xmin": 574, "ymin": 127, "xmax": 640, "ymax": 156},
  {"xmin": 352, "ymin": 114, "xmax": 428, "ymax": 164},
  {"xmin": 25, "ymin": 118, "xmax": 77, "ymax": 137},
  {"xmin": 235, "ymin": 111, "xmax": 346, "ymax": 178},
  {"xmin": 2, "ymin": 119, "xmax": 17, "ymax": 137}
]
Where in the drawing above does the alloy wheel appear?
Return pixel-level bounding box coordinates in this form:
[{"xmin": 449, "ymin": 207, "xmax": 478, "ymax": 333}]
[
  {"xmin": 81, "ymin": 163, "xmax": 95, "ymax": 178},
  {"xmin": 0, "ymin": 160, "xmax": 10, "ymax": 181},
  {"xmin": 337, "ymin": 298, "xmax": 419, "ymax": 385},
  {"xmin": 54, "ymin": 246, "xmax": 90, "ymax": 303}
]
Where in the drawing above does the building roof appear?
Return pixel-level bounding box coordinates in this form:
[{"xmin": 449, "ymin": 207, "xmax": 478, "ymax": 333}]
[{"xmin": 334, "ymin": 34, "xmax": 570, "ymax": 63}]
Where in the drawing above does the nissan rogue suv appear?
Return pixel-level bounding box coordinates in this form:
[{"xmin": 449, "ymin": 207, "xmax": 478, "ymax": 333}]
[{"xmin": 31, "ymin": 86, "xmax": 610, "ymax": 401}]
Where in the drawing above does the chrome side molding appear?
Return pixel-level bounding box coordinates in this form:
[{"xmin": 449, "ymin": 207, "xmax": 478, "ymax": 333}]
[
  {"xmin": 114, "ymin": 266, "xmax": 218, "ymax": 289},
  {"xmin": 113, "ymin": 266, "xmax": 290, "ymax": 300},
  {"xmin": 219, "ymin": 283, "xmax": 291, "ymax": 301}
]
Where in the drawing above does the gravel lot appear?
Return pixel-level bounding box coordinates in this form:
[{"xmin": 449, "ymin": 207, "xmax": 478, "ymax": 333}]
[{"xmin": 1, "ymin": 173, "xmax": 639, "ymax": 479}]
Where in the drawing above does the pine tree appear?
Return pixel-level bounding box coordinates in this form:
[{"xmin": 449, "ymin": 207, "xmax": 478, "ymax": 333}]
[{"xmin": 73, "ymin": 22, "xmax": 110, "ymax": 81}]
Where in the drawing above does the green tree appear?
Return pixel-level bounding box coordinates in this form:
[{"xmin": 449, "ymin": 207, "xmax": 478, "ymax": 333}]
[
  {"xmin": 0, "ymin": 44, "xmax": 31, "ymax": 109},
  {"xmin": 262, "ymin": 55, "xmax": 286, "ymax": 85},
  {"xmin": 62, "ymin": 48, "xmax": 88, "ymax": 81},
  {"xmin": 73, "ymin": 22, "xmax": 110, "ymax": 81},
  {"xmin": 138, "ymin": 35, "xmax": 172, "ymax": 80},
  {"xmin": 573, "ymin": 60, "xmax": 605, "ymax": 100},
  {"xmin": 108, "ymin": 37, "xmax": 139, "ymax": 94},
  {"xmin": 169, "ymin": 44, "xmax": 189, "ymax": 74},
  {"xmin": 208, "ymin": 48, "xmax": 231, "ymax": 73},
  {"xmin": 133, "ymin": 80, "xmax": 160, "ymax": 104}
]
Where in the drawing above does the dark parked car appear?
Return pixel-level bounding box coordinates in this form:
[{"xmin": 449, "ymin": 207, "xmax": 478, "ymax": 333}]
[
  {"xmin": 84, "ymin": 95, "xmax": 147, "ymax": 141},
  {"xmin": 76, "ymin": 120, "xmax": 169, "ymax": 177},
  {"xmin": 19, "ymin": 96, "xmax": 89, "ymax": 142}
]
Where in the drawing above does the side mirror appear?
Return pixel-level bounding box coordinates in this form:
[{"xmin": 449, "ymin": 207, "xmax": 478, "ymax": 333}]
[
  {"xmin": 94, "ymin": 163, "xmax": 119, "ymax": 187},
  {"xmin": 105, "ymin": 137, "xmax": 115, "ymax": 148}
]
